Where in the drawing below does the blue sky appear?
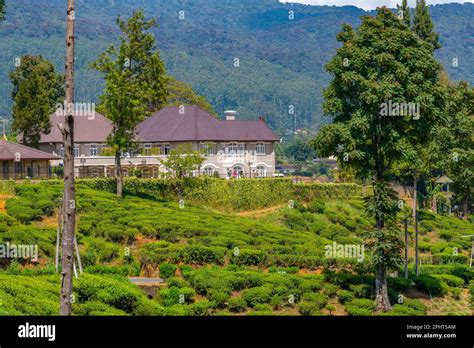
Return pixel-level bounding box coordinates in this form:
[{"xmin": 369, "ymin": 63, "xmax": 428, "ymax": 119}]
[{"xmin": 280, "ymin": 1, "xmax": 474, "ymax": 10}]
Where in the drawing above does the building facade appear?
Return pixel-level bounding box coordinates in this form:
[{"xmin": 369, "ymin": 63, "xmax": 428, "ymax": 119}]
[
  {"xmin": 33, "ymin": 106, "xmax": 280, "ymax": 178},
  {"xmin": 0, "ymin": 140, "xmax": 59, "ymax": 179}
]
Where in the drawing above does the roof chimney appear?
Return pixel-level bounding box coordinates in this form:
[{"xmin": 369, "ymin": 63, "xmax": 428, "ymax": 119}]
[{"xmin": 225, "ymin": 110, "xmax": 237, "ymax": 121}]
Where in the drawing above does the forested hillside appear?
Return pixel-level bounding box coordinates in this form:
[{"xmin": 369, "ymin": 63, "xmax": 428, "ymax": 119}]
[{"xmin": 0, "ymin": 0, "xmax": 472, "ymax": 134}]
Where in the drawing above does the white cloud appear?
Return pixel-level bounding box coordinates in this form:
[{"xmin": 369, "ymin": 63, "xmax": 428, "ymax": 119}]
[{"xmin": 280, "ymin": 0, "xmax": 474, "ymax": 11}]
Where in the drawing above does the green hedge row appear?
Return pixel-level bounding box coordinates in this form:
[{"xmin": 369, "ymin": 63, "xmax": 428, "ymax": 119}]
[
  {"xmin": 294, "ymin": 183, "xmax": 362, "ymax": 202},
  {"xmin": 75, "ymin": 178, "xmax": 362, "ymax": 212}
]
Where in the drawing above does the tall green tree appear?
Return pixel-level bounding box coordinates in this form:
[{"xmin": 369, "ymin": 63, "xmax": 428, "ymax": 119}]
[
  {"xmin": 165, "ymin": 77, "xmax": 217, "ymax": 117},
  {"xmin": 91, "ymin": 10, "xmax": 168, "ymax": 197},
  {"xmin": 397, "ymin": 0, "xmax": 411, "ymax": 27},
  {"xmin": 9, "ymin": 55, "xmax": 64, "ymax": 148},
  {"xmin": 312, "ymin": 8, "xmax": 445, "ymax": 311},
  {"xmin": 413, "ymin": 0, "xmax": 441, "ymax": 49},
  {"xmin": 435, "ymin": 82, "xmax": 473, "ymax": 220}
]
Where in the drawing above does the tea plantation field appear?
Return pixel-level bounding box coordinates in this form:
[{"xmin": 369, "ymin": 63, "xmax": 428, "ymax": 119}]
[{"xmin": 0, "ymin": 181, "xmax": 472, "ymax": 316}]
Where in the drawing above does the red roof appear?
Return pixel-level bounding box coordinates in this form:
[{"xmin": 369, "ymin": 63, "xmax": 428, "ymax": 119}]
[
  {"xmin": 37, "ymin": 112, "xmax": 113, "ymax": 144},
  {"xmin": 137, "ymin": 106, "xmax": 280, "ymax": 142},
  {"xmin": 0, "ymin": 140, "xmax": 59, "ymax": 160}
]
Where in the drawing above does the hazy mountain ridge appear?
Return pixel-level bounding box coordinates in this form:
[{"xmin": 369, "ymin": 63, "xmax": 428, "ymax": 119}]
[{"xmin": 0, "ymin": 0, "xmax": 472, "ymax": 134}]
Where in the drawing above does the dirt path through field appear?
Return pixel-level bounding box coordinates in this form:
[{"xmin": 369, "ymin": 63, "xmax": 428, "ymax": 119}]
[{"xmin": 237, "ymin": 204, "xmax": 286, "ymax": 218}]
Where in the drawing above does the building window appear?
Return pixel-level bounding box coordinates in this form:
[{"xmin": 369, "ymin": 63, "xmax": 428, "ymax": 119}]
[
  {"xmin": 256, "ymin": 143, "xmax": 266, "ymax": 155},
  {"xmin": 122, "ymin": 168, "xmax": 129, "ymax": 177},
  {"xmin": 203, "ymin": 143, "xmax": 215, "ymax": 156},
  {"xmin": 152, "ymin": 167, "xmax": 159, "ymax": 178},
  {"xmin": 228, "ymin": 143, "xmax": 238, "ymax": 154},
  {"xmin": 164, "ymin": 144, "xmax": 171, "ymax": 155},
  {"xmin": 256, "ymin": 165, "xmax": 266, "ymax": 178},
  {"xmin": 143, "ymin": 143, "xmax": 152, "ymax": 156},
  {"xmin": 58, "ymin": 145, "xmax": 64, "ymax": 158},
  {"xmin": 203, "ymin": 166, "xmax": 215, "ymax": 176},
  {"xmin": 74, "ymin": 145, "xmax": 80, "ymax": 158},
  {"xmin": 89, "ymin": 145, "xmax": 98, "ymax": 157}
]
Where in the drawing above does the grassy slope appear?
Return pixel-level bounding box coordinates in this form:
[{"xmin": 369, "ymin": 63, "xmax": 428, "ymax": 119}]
[{"xmin": 0, "ymin": 182, "xmax": 472, "ymax": 316}]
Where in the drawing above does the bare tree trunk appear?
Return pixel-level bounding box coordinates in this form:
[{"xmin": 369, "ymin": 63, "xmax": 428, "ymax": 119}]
[
  {"xmin": 115, "ymin": 151, "xmax": 123, "ymax": 197},
  {"xmin": 413, "ymin": 178, "xmax": 419, "ymax": 277},
  {"xmin": 375, "ymin": 265, "xmax": 391, "ymax": 312},
  {"xmin": 60, "ymin": 0, "xmax": 76, "ymax": 316}
]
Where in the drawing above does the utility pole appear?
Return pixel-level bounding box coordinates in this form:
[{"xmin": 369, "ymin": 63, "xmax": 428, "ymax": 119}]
[{"xmin": 413, "ymin": 178, "xmax": 419, "ymax": 276}]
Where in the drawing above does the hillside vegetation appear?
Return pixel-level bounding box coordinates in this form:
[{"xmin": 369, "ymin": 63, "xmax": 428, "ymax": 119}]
[
  {"xmin": 0, "ymin": 0, "xmax": 473, "ymax": 133},
  {"xmin": 0, "ymin": 180, "xmax": 472, "ymax": 316}
]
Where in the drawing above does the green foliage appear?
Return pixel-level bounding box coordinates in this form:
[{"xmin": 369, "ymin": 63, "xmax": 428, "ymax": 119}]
[
  {"xmin": 159, "ymin": 263, "xmax": 177, "ymax": 279},
  {"xmin": 165, "ymin": 77, "xmax": 217, "ymax": 117},
  {"xmin": 413, "ymin": 275, "xmax": 448, "ymax": 296},
  {"xmin": 336, "ymin": 289, "xmax": 354, "ymax": 304},
  {"xmin": 345, "ymin": 298, "xmax": 376, "ymax": 316},
  {"xmin": 160, "ymin": 145, "xmax": 205, "ymax": 179},
  {"xmin": 242, "ymin": 286, "xmax": 273, "ymax": 307},
  {"xmin": 227, "ymin": 296, "xmax": 247, "ymax": 313},
  {"xmin": 9, "ymin": 55, "xmax": 64, "ymax": 148},
  {"xmin": 432, "ymin": 274, "xmax": 464, "ymax": 287},
  {"xmin": 158, "ymin": 286, "xmax": 195, "ymax": 306},
  {"xmin": 413, "ymin": 0, "xmax": 441, "ymax": 49}
]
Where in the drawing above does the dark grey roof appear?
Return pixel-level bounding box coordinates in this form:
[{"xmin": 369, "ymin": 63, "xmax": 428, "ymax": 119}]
[
  {"xmin": 0, "ymin": 140, "xmax": 59, "ymax": 160},
  {"xmin": 136, "ymin": 106, "xmax": 280, "ymax": 142}
]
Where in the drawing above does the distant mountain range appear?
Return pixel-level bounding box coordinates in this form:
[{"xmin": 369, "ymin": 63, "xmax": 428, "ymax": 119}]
[{"xmin": 0, "ymin": 0, "xmax": 472, "ymax": 135}]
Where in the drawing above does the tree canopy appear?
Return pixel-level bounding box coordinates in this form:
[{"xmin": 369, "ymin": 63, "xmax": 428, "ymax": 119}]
[
  {"xmin": 413, "ymin": 0, "xmax": 441, "ymax": 49},
  {"xmin": 91, "ymin": 10, "xmax": 168, "ymax": 196},
  {"xmin": 312, "ymin": 7, "xmax": 446, "ymax": 311},
  {"xmin": 9, "ymin": 55, "xmax": 64, "ymax": 148}
]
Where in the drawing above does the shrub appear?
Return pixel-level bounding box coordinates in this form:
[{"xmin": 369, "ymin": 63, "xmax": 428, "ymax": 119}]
[
  {"xmin": 188, "ymin": 300, "xmax": 213, "ymax": 316},
  {"xmin": 183, "ymin": 245, "xmax": 226, "ymax": 265},
  {"xmin": 383, "ymin": 304, "xmax": 422, "ymax": 316},
  {"xmin": 337, "ymin": 290, "xmax": 354, "ymax": 304},
  {"xmin": 387, "ymin": 277, "xmax": 412, "ymax": 292},
  {"xmin": 413, "ymin": 275, "xmax": 448, "ymax": 296},
  {"xmin": 349, "ymin": 284, "xmax": 373, "ymax": 299},
  {"xmin": 159, "ymin": 263, "xmax": 177, "ymax": 279},
  {"xmin": 322, "ymin": 284, "xmax": 340, "ymax": 298},
  {"xmin": 230, "ymin": 248, "xmax": 267, "ymax": 267},
  {"xmin": 270, "ymin": 295, "xmax": 284, "ymax": 309},
  {"xmin": 432, "ymin": 274, "xmax": 464, "ymax": 287},
  {"xmin": 227, "ymin": 296, "xmax": 247, "ymax": 313},
  {"xmin": 300, "ymin": 293, "xmax": 329, "ymax": 309},
  {"xmin": 207, "ymin": 290, "xmax": 230, "ymax": 308},
  {"xmin": 298, "ymin": 301, "xmax": 323, "ymax": 316},
  {"xmin": 167, "ymin": 277, "xmax": 189, "ymax": 289},
  {"xmin": 345, "ymin": 298, "xmax": 376, "ymax": 311},
  {"xmin": 159, "ymin": 286, "xmax": 195, "ymax": 306},
  {"xmin": 242, "ymin": 286, "xmax": 273, "ymax": 307},
  {"xmin": 307, "ymin": 200, "xmax": 326, "ymax": 214}
]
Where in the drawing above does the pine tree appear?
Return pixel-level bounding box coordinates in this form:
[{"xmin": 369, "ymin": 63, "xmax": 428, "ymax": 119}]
[
  {"xmin": 10, "ymin": 55, "xmax": 64, "ymax": 148},
  {"xmin": 397, "ymin": 0, "xmax": 411, "ymax": 27},
  {"xmin": 91, "ymin": 10, "xmax": 168, "ymax": 197},
  {"xmin": 413, "ymin": 0, "xmax": 441, "ymax": 49}
]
